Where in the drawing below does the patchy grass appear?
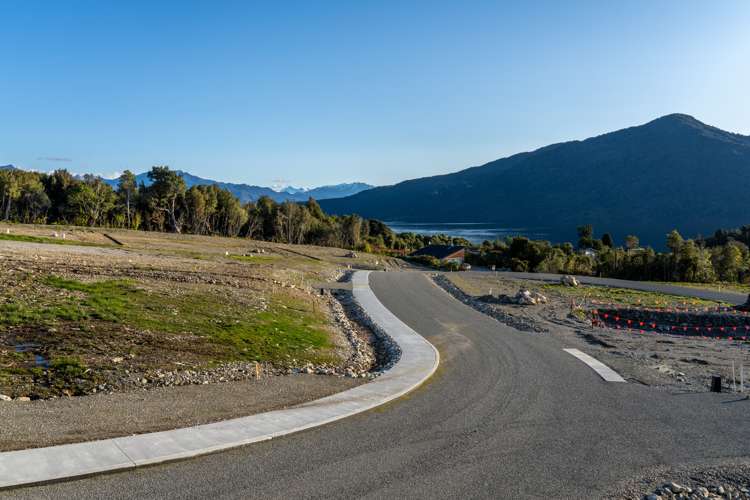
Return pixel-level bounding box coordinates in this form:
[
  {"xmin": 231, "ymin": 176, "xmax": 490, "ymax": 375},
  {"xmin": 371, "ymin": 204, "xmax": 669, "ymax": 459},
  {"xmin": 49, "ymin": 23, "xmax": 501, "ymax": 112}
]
[
  {"xmin": 658, "ymin": 281, "xmax": 750, "ymax": 295},
  {"xmin": 34, "ymin": 275, "xmax": 337, "ymax": 364},
  {"xmin": 0, "ymin": 275, "xmax": 339, "ymax": 396},
  {"xmin": 230, "ymin": 254, "xmax": 281, "ymax": 265},
  {"xmin": 542, "ymin": 283, "xmax": 727, "ymax": 309},
  {"xmin": 0, "ymin": 233, "xmax": 108, "ymax": 248}
]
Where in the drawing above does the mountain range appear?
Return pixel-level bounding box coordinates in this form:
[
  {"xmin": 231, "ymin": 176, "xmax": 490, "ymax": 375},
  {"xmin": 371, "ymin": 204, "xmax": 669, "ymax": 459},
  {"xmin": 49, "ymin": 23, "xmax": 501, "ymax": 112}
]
[
  {"xmin": 100, "ymin": 171, "xmax": 373, "ymax": 203},
  {"xmin": 320, "ymin": 114, "xmax": 750, "ymax": 247},
  {"xmin": 0, "ymin": 163, "xmax": 372, "ymax": 204}
]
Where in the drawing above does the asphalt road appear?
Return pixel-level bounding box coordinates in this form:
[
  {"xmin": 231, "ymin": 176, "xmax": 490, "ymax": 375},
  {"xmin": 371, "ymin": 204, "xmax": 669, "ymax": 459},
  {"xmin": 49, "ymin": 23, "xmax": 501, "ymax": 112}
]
[{"xmin": 5, "ymin": 272, "xmax": 750, "ymax": 499}]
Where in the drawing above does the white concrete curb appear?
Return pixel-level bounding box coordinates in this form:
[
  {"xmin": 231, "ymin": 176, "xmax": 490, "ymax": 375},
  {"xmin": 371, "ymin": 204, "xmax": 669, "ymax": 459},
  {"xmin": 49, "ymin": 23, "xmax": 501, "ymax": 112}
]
[{"xmin": 0, "ymin": 271, "xmax": 439, "ymax": 489}]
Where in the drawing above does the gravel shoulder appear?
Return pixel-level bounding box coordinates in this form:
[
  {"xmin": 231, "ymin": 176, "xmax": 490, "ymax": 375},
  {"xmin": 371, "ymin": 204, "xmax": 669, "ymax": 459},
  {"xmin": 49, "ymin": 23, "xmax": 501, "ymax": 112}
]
[{"xmin": 0, "ymin": 374, "xmax": 362, "ymax": 452}]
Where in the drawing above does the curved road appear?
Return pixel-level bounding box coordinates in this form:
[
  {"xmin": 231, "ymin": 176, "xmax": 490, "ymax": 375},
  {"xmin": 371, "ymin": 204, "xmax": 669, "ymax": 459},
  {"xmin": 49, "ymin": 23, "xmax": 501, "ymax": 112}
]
[{"xmin": 6, "ymin": 272, "xmax": 750, "ymax": 499}]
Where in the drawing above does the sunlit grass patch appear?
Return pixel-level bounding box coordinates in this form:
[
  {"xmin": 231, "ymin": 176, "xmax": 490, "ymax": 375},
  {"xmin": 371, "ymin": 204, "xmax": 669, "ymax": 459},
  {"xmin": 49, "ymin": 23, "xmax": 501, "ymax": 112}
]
[
  {"xmin": 542, "ymin": 283, "xmax": 727, "ymax": 308},
  {"xmin": 0, "ymin": 275, "xmax": 337, "ymax": 366},
  {"xmin": 0, "ymin": 233, "xmax": 108, "ymax": 247}
]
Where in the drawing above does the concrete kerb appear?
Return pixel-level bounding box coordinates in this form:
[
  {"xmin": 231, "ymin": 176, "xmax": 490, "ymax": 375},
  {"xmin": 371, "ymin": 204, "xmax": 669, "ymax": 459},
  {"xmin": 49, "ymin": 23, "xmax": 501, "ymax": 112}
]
[{"xmin": 0, "ymin": 270, "xmax": 439, "ymax": 489}]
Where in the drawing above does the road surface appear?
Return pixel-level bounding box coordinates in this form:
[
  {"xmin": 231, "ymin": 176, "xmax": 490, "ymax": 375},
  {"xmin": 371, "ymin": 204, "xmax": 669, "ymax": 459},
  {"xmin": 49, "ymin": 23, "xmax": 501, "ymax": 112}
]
[{"xmin": 5, "ymin": 272, "xmax": 749, "ymax": 499}]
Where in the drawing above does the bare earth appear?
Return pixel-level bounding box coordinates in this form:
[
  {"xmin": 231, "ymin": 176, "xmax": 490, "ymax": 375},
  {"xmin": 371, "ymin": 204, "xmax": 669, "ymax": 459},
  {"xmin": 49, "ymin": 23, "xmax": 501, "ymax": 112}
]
[
  {"xmin": 0, "ymin": 223, "xmax": 395, "ymax": 450},
  {"xmin": 444, "ymin": 272, "xmax": 750, "ymax": 393},
  {"xmin": 0, "ymin": 374, "xmax": 361, "ymax": 452}
]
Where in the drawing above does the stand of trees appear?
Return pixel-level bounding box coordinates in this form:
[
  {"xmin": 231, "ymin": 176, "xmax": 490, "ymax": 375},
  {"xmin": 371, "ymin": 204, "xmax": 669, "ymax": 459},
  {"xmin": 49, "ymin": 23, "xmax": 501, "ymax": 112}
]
[
  {"xmin": 3, "ymin": 165, "xmax": 749, "ymax": 285},
  {"xmin": 471, "ymin": 226, "xmax": 750, "ymax": 284},
  {"xmin": 0, "ymin": 165, "xmax": 441, "ymax": 252}
]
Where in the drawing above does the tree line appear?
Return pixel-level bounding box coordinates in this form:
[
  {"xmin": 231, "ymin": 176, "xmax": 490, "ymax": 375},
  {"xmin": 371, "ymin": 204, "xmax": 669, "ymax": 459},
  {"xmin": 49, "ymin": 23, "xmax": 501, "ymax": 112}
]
[
  {"xmin": 471, "ymin": 224, "xmax": 750, "ymax": 284},
  {"xmin": 3, "ymin": 165, "xmax": 749, "ymax": 284},
  {"xmin": 0, "ymin": 165, "xmax": 441, "ymax": 251}
]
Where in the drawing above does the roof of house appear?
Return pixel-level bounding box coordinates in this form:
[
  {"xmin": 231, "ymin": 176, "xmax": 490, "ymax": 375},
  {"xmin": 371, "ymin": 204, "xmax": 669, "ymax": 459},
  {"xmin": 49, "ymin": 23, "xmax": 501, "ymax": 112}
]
[{"xmin": 409, "ymin": 245, "xmax": 465, "ymax": 260}]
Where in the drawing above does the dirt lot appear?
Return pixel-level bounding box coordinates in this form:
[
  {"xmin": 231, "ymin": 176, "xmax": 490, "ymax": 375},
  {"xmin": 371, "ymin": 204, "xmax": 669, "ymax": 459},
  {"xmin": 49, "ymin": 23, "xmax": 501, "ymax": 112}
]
[
  {"xmin": 0, "ymin": 223, "xmax": 403, "ymax": 448},
  {"xmin": 443, "ymin": 272, "xmax": 750, "ymax": 393}
]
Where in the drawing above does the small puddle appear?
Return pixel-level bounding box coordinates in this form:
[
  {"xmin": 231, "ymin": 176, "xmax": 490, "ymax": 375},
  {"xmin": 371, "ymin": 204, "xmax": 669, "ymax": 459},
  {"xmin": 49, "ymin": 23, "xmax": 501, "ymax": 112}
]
[
  {"xmin": 34, "ymin": 354, "xmax": 49, "ymax": 368},
  {"xmin": 14, "ymin": 342, "xmax": 39, "ymax": 352},
  {"xmin": 14, "ymin": 343, "xmax": 49, "ymax": 367}
]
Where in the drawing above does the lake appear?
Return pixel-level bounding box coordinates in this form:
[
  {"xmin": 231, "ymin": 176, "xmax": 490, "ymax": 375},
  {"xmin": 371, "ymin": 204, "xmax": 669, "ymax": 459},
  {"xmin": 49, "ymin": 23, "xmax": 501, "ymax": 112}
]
[{"xmin": 384, "ymin": 222, "xmax": 549, "ymax": 244}]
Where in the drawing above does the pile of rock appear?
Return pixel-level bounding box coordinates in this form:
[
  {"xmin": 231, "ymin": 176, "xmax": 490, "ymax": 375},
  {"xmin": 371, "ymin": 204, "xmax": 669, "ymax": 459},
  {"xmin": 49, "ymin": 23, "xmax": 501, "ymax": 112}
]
[
  {"xmin": 477, "ymin": 288, "xmax": 548, "ymax": 306},
  {"xmin": 561, "ymin": 275, "xmax": 580, "ymax": 287},
  {"xmin": 594, "ymin": 307, "xmax": 750, "ymax": 336},
  {"xmin": 325, "ymin": 288, "xmax": 378, "ymax": 376},
  {"xmin": 431, "ymin": 274, "xmax": 548, "ymax": 333},
  {"xmin": 332, "ymin": 286, "xmax": 401, "ymax": 374},
  {"xmin": 513, "ymin": 289, "xmax": 548, "ymax": 305},
  {"xmin": 643, "ymin": 481, "xmax": 750, "ymax": 499}
]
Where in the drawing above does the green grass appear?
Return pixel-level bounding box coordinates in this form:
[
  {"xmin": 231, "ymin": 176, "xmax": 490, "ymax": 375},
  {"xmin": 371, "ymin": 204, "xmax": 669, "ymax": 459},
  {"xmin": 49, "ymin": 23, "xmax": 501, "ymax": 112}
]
[
  {"xmin": 0, "ymin": 233, "xmax": 108, "ymax": 247},
  {"xmin": 0, "ymin": 275, "xmax": 335, "ymax": 365},
  {"xmin": 658, "ymin": 281, "xmax": 750, "ymax": 295},
  {"xmin": 542, "ymin": 283, "xmax": 727, "ymax": 308}
]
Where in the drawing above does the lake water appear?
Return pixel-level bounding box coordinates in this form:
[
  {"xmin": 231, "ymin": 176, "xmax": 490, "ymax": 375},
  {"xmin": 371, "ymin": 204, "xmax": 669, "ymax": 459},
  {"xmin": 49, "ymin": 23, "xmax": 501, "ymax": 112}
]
[{"xmin": 384, "ymin": 222, "xmax": 548, "ymax": 244}]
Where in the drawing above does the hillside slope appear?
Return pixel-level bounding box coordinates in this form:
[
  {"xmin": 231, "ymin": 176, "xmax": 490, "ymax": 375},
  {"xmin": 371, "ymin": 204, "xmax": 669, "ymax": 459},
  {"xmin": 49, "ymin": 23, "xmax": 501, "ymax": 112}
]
[{"xmin": 320, "ymin": 114, "xmax": 750, "ymax": 246}]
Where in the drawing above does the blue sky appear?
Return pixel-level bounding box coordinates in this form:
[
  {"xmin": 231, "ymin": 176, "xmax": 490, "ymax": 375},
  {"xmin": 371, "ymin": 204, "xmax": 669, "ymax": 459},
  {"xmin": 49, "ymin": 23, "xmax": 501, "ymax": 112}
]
[{"xmin": 1, "ymin": 1, "xmax": 748, "ymax": 188}]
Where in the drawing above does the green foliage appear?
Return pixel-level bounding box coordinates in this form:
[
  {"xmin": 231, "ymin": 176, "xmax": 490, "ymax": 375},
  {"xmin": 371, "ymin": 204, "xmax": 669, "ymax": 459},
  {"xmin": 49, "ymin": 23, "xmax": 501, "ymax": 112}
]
[
  {"xmin": 470, "ymin": 222, "xmax": 750, "ymax": 285},
  {"xmin": 577, "ymin": 224, "xmax": 594, "ymax": 249},
  {"xmin": 49, "ymin": 357, "xmax": 88, "ymax": 379}
]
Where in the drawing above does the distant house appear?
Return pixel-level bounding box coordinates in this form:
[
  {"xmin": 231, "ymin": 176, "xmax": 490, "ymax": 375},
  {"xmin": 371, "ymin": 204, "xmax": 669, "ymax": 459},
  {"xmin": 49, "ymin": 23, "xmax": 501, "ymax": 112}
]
[{"xmin": 410, "ymin": 245, "xmax": 466, "ymax": 264}]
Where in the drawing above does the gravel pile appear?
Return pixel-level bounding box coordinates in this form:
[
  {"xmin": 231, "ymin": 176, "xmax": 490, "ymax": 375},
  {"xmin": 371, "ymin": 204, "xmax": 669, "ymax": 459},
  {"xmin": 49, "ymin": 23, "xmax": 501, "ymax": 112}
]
[
  {"xmin": 432, "ymin": 274, "xmax": 548, "ymax": 333},
  {"xmin": 641, "ymin": 481, "xmax": 749, "ymax": 499},
  {"xmin": 333, "ymin": 290, "xmax": 401, "ymax": 373},
  {"xmin": 333, "ymin": 270, "xmax": 401, "ymax": 372},
  {"xmin": 615, "ymin": 462, "xmax": 750, "ymax": 500}
]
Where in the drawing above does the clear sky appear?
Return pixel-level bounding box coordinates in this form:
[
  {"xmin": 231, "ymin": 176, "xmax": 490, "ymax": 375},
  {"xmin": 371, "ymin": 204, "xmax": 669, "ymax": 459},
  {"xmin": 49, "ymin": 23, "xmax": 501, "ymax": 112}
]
[{"xmin": 1, "ymin": 1, "xmax": 748, "ymax": 188}]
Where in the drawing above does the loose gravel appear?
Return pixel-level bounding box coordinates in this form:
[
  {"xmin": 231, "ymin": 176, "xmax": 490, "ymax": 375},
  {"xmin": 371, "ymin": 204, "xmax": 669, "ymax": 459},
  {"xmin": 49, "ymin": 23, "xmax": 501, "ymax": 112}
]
[
  {"xmin": 613, "ymin": 461, "xmax": 750, "ymax": 499},
  {"xmin": 0, "ymin": 374, "xmax": 362, "ymax": 452},
  {"xmin": 431, "ymin": 273, "xmax": 548, "ymax": 333}
]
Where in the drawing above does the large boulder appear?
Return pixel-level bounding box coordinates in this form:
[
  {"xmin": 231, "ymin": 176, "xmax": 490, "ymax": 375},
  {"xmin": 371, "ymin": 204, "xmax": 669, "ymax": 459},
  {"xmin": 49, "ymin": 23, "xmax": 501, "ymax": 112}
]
[
  {"xmin": 560, "ymin": 275, "xmax": 579, "ymax": 287},
  {"xmin": 513, "ymin": 289, "xmax": 548, "ymax": 305}
]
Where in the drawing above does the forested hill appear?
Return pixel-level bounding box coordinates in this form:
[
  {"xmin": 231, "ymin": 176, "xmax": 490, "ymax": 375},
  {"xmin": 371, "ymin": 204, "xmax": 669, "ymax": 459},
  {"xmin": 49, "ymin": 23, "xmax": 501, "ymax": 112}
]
[{"xmin": 320, "ymin": 114, "xmax": 750, "ymax": 247}]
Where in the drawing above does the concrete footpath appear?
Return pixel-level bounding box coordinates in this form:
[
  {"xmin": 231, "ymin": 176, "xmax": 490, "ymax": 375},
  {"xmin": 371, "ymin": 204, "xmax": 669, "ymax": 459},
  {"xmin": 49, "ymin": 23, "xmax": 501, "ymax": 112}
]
[{"xmin": 0, "ymin": 271, "xmax": 439, "ymax": 489}]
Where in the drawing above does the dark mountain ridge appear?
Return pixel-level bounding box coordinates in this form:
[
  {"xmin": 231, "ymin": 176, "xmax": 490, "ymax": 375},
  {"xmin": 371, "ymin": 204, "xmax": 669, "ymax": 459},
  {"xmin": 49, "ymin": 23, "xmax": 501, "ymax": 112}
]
[
  {"xmin": 97, "ymin": 171, "xmax": 373, "ymax": 203},
  {"xmin": 320, "ymin": 114, "xmax": 750, "ymax": 246}
]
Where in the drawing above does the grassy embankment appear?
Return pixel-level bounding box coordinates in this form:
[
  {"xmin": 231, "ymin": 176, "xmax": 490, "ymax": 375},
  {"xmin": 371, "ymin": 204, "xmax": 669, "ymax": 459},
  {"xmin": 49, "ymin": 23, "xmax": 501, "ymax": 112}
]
[
  {"xmin": 541, "ymin": 284, "xmax": 728, "ymax": 309},
  {"xmin": 658, "ymin": 281, "xmax": 750, "ymax": 295},
  {"xmin": 0, "ymin": 274, "xmax": 337, "ymax": 397},
  {"xmin": 0, "ymin": 233, "xmax": 109, "ymax": 248},
  {"xmin": 444, "ymin": 273, "xmax": 726, "ymax": 309}
]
